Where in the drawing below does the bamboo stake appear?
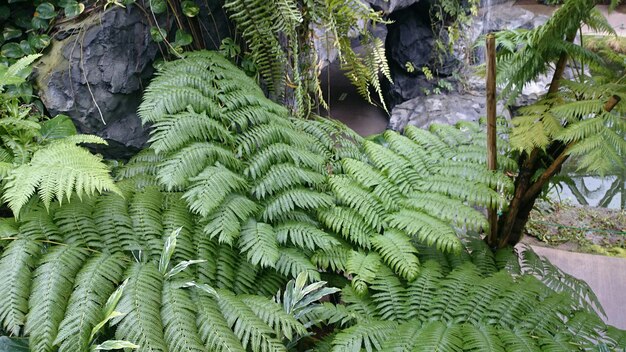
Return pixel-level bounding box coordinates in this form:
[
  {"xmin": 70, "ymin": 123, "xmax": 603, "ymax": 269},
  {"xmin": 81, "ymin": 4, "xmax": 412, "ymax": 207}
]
[{"xmin": 486, "ymin": 33, "xmax": 498, "ymax": 245}]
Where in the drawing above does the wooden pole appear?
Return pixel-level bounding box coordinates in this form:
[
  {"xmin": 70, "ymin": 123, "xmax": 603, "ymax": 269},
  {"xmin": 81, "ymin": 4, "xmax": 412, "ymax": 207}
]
[{"xmin": 486, "ymin": 33, "xmax": 498, "ymax": 246}]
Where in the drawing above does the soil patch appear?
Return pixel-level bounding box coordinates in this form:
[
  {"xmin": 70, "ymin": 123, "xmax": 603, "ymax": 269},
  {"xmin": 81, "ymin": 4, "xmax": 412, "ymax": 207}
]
[{"xmin": 523, "ymin": 201, "xmax": 626, "ymax": 257}]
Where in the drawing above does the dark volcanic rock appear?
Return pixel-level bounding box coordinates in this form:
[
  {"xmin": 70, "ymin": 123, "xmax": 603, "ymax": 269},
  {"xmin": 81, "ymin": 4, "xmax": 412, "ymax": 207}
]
[
  {"xmin": 384, "ymin": 3, "xmax": 460, "ymax": 107},
  {"xmin": 35, "ymin": 6, "xmax": 160, "ymax": 159}
]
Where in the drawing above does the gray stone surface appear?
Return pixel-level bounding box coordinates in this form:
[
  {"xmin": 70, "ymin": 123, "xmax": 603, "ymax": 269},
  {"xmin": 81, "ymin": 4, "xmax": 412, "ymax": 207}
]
[
  {"xmin": 388, "ymin": 91, "xmax": 509, "ymax": 130},
  {"xmin": 35, "ymin": 6, "xmax": 161, "ymax": 158}
]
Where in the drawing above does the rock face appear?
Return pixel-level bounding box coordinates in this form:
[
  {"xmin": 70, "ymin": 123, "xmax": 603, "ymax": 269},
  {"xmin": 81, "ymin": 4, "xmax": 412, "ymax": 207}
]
[
  {"xmin": 385, "ymin": 1, "xmax": 551, "ymax": 130},
  {"xmin": 363, "ymin": 0, "xmax": 421, "ymax": 14},
  {"xmin": 35, "ymin": 6, "xmax": 160, "ymax": 158},
  {"xmin": 384, "ymin": 3, "xmax": 461, "ymax": 107}
]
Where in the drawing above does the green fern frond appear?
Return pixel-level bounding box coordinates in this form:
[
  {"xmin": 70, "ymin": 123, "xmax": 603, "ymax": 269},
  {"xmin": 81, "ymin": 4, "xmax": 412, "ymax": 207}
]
[
  {"xmin": 331, "ymin": 320, "xmax": 396, "ymax": 352},
  {"xmin": 261, "ymin": 189, "xmax": 333, "ymax": 222},
  {"xmin": 129, "ymin": 187, "xmax": 164, "ymax": 259},
  {"xmin": 251, "ymin": 164, "xmax": 326, "ymax": 199},
  {"xmin": 275, "ymin": 222, "xmax": 340, "ymax": 251},
  {"xmin": 275, "ymin": 248, "xmax": 320, "ymax": 281},
  {"xmin": 402, "ymin": 193, "xmax": 489, "ymax": 231},
  {"xmin": 369, "ymin": 269, "xmax": 408, "ymax": 321},
  {"xmin": 329, "ymin": 176, "xmax": 385, "ymax": 232},
  {"xmin": 193, "ymin": 292, "xmax": 246, "ymax": 352},
  {"xmin": 55, "ymin": 253, "xmax": 127, "ymax": 352},
  {"xmin": 158, "ymin": 143, "xmax": 242, "ymax": 191},
  {"xmin": 183, "ymin": 165, "xmax": 248, "ymax": 217},
  {"xmin": 0, "ymin": 239, "xmax": 42, "ymax": 335},
  {"xmin": 386, "ymin": 209, "xmax": 462, "ymax": 253},
  {"xmin": 54, "ymin": 199, "xmax": 102, "ymax": 249},
  {"xmin": 25, "ymin": 246, "xmax": 88, "ymax": 352},
  {"xmin": 371, "ymin": 230, "xmax": 420, "ymax": 281},
  {"xmin": 3, "ymin": 141, "xmax": 121, "ymax": 216},
  {"xmin": 204, "ymin": 195, "xmax": 259, "ymax": 245},
  {"xmin": 239, "ymin": 219, "xmax": 280, "ymax": 268},
  {"xmin": 244, "ymin": 143, "xmax": 326, "ymax": 179},
  {"xmin": 318, "ymin": 206, "xmax": 375, "ymax": 248},
  {"xmin": 346, "ymin": 251, "xmax": 381, "ymax": 295},
  {"xmin": 149, "ymin": 110, "xmax": 234, "ymax": 154},
  {"xmin": 114, "ymin": 262, "xmax": 168, "ymax": 352},
  {"xmin": 214, "ymin": 289, "xmax": 287, "ymax": 352},
  {"xmin": 240, "ymin": 295, "xmax": 307, "ymax": 340},
  {"xmin": 161, "ymin": 282, "xmax": 205, "ymax": 352},
  {"xmin": 311, "ymin": 246, "xmax": 351, "ymax": 272}
]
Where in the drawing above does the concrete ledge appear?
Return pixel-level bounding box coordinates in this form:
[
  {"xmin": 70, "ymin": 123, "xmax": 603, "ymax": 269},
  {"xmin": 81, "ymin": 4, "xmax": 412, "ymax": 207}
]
[{"xmin": 530, "ymin": 245, "xmax": 626, "ymax": 329}]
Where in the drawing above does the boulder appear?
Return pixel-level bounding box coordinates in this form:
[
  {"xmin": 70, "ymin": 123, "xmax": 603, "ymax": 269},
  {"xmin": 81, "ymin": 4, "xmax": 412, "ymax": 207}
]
[
  {"xmin": 363, "ymin": 0, "xmax": 421, "ymax": 14},
  {"xmin": 35, "ymin": 5, "xmax": 162, "ymax": 159}
]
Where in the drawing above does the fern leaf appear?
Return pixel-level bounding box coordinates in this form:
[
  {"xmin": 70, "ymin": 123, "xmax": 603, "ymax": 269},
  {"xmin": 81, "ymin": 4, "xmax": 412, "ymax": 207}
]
[
  {"xmin": 275, "ymin": 248, "xmax": 320, "ymax": 281},
  {"xmin": 251, "ymin": 163, "xmax": 326, "ymax": 199},
  {"xmin": 94, "ymin": 193, "xmax": 135, "ymax": 254},
  {"xmin": 244, "ymin": 143, "xmax": 326, "ymax": 179},
  {"xmin": 25, "ymin": 246, "xmax": 88, "ymax": 352},
  {"xmin": 239, "ymin": 219, "xmax": 280, "ymax": 268},
  {"xmin": 215, "ymin": 289, "xmax": 287, "ymax": 352},
  {"xmin": 204, "ymin": 195, "xmax": 259, "ymax": 246},
  {"xmin": 240, "ymin": 295, "xmax": 307, "ymax": 340},
  {"xmin": 329, "ymin": 176, "xmax": 385, "ymax": 232},
  {"xmin": 275, "ymin": 221, "xmax": 340, "ymax": 251},
  {"xmin": 54, "ymin": 199, "xmax": 102, "ymax": 249},
  {"xmin": 129, "ymin": 187, "xmax": 164, "ymax": 259},
  {"xmin": 114, "ymin": 262, "xmax": 168, "ymax": 352},
  {"xmin": 55, "ymin": 253, "xmax": 127, "ymax": 352},
  {"xmin": 158, "ymin": 143, "xmax": 242, "ymax": 191},
  {"xmin": 161, "ymin": 282, "xmax": 205, "ymax": 352},
  {"xmin": 371, "ymin": 230, "xmax": 420, "ymax": 281},
  {"xmin": 402, "ymin": 192, "xmax": 489, "ymax": 231},
  {"xmin": 261, "ymin": 188, "xmax": 333, "ymax": 222},
  {"xmin": 183, "ymin": 164, "xmax": 248, "ymax": 217},
  {"xmin": 3, "ymin": 141, "xmax": 120, "ymax": 216},
  {"xmin": 412, "ymin": 321, "xmax": 464, "ymax": 352},
  {"xmin": 386, "ymin": 209, "xmax": 462, "ymax": 253},
  {"xmin": 346, "ymin": 251, "xmax": 381, "ymax": 295},
  {"xmin": 331, "ymin": 320, "xmax": 396, "ymax": 352},
  {"xmin": 318, "ymin": 206, "xmax": 375, "ymax": 248},
  {"xmin": 149, "ymin": 109, "xmax": 234, "ymax": 154},
  {"xmin": 193, "ymin": 292, "xmax": 246, "ymax": 352},
  {"xmin": 370, "ymin": 269, "xmax": 408, "ymax": 322},
  {"xmin": 405, "ymin": 261, "xmax": 444, "ymax": 321},
  {"xmin": 496, "ymin": 329, "xmax": 541, "ymax": 352},
  {"xmin": 0, "ymin": 239, "xmax": 42, "ymax": 335}
]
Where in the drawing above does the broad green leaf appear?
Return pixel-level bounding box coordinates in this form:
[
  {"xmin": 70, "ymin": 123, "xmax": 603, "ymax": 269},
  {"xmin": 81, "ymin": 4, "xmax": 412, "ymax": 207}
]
[
  {"xmin": 64, "ymin": 1, "xmax": 85, "ymax": 18},
  {"xmin": 181, "ymin": 1, "xmax": 200, "ymax": 17},
  {"xmin": 0, "ymin": 6, "xmax": 9, "ymax": 21},
  {"xmin": 148, "ymin": 0, "xmax": 166, "ymax": 14},
  {"xmin": 3, "ymin": 27, "xmax": 22, "ymax": 41},
  {"xmin": 173, "ymin": 29, "xmax": 193, "ymax": 47},
  {"xmin": 1, "ymin": 42, "xmax": 24, "ymax": 58},
  {"xmin": 27, "ymin": 34, "xmax": 51, "ymax": 50},
  {"xmin": 0, "ymin": 336, "xmax": 29, "ymax": 352},
  {"xmin": 35, "ymin": 3, "xmax": 56, "ymax": 19},
  {"xmin": 31, "ymin": 17, "xmax": 50, "ymax": 31},
  {"xmin": 159, "ymin": 227, "xmax": 180, "ymax": 274},
  {"xmin": 150, "ymin": 27, "xmax": 167, "ymax": 43},
  {"xmin": 93, "ymin": 340, "xmax": 139, "ymax": 350},
  {"xmin": 40, "ymin": 114, "xmax": 77, "ymax": 140}
]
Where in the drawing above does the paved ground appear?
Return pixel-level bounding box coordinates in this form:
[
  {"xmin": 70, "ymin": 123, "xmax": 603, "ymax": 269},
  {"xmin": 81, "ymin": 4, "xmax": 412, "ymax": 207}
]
[{"xmin": 530, "ymin": 245, "xmax": 626, "ymax": 329}]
